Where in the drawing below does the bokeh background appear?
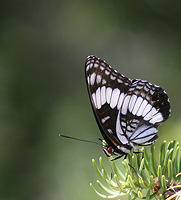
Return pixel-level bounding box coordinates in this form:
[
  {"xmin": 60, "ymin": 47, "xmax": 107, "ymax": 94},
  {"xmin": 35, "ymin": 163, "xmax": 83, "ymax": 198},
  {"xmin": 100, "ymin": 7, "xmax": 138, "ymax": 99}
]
[{"xmin": 0, "ymin": 1, "xmax": 181, "ymax": 200}]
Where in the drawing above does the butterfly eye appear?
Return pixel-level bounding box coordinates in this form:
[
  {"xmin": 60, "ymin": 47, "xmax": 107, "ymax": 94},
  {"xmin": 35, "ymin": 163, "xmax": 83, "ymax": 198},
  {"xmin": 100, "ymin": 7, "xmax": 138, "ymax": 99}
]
[
  {"xmin": 102, "ymin": 146, "xmax": 113, "ymax": 157},
  {"xmin": 107, "ymin": 146, "xmax": 113, "ymax": 154}
]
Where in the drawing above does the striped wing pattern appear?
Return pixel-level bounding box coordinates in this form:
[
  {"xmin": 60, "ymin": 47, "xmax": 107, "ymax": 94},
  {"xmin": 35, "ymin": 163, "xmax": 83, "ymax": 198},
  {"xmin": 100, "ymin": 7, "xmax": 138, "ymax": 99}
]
[{"xmin": 85, "ymin": 55, "xmax": 170, "ymax": 156}]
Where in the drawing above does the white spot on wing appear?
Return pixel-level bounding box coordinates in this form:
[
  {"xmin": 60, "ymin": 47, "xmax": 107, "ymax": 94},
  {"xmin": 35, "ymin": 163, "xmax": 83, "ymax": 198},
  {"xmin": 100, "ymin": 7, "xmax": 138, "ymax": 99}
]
[
  {"xmin": 86, "ymin": 65, "xmax": 89, "ymax": 71},
  {"xmin": 92, "ymin": 93, "xmax": 97, "ymax": 108},
  {"xmin": 116, "ymin": 110, "xmax": 129, "ymax": 144},
  {"xmin": 105, "ymin": 70, "xmax": 110, "ymax": 75},
  {"xmin": 94, "ymin": 63, "xmax": 99, "ymax": 68},
  {"xmin": 100, "ymin": 65, "xmax": 104, "ymax": 71},
  {"xmin": 144, "ymin": 86, "xmax": 149, "ymax": 92},
  {"xmin": 149, "ymin": 112, "xmax": 163, "ymax": 124},
  {"xmin": 117, "ymin": 146, "xmax": 130, "ymax": 153},
  {"xmin": 101, "ymin": 116, "xmax": 110, "ymax": 123},
  {"xmin": 87, "ymin": 76, "xmax": 90, "ymax": 85},
  {"xmin": 110, "ymin": 88, "xmax": 120, "ymax": 109},
  {"xmin": 117, "ymin": 93, "xmax": 125, "ymax": 110},
  {"xmin": 132, "ymin": 96, "xmax": 143, "ymax": 115},
  {"xmin": 106, "ymin": 87, "xmax": 112, "ymax": 104},
  {"xmin": 96, "ymin": 75, "xmax": 102, "ymax": 84},
  {"xmin": 129, "ymin": 87, "xmax": 135, "ymax": 92},
  {"xmin": 86, "ymin": 60, "xmax": 91, "ymax": 65},
  {"xmin": 127, "ymin": 125, "xmax": 133, "ymax": 132},
  {"xmin": 136, "ymin": 85, "xmax": 143, "ymax": 90},
  {"xmin": 117, "ymin": 79, "xmax": 123, "ymax": 83},
  {"xmin": 89, "ymin": 63, "xmax": 93, "ymax": 69},
  {"xmin": 96, "ymin": 88, "xmax": 101, "ymax": 109},
  {"xmin": 100, "ymin": 86, "xmax": 106, "ymax": 105},
  {"xmin": 110, "ymin": 75, "xmax": 116, "ymax": 80},
  {"xmin": 121, "ymin": 121, "xmax": 126, "ymax": 127},
  {"xmin": 150, "ymin": 89, "xmax": 154, "ymax": 95},
  {"xmin": 129, "ymin": 94, "xmax": 137, "ymax": 113},
  {"xmin": 107, "ymin": 129, "xmax": 113, "ymax": 134},
  {"xmin": 102, "ymin": 79, "xmax": 106, "ymax": 84},
  {"xmin": 101, "ymin": 62, "xmax": 106, "ymax": 67},
  {"xmin": 90, "ymin": 73, "xmax": 96, "ymax": 85},
  {"xmin": 121, "ymin": 95, "xmax": 131, "ymax": 115}
]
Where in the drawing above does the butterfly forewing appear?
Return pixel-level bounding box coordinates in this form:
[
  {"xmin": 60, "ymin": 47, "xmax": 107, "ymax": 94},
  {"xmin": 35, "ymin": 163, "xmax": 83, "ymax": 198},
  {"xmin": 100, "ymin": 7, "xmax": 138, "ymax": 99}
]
[
  {"xmin": 85, "ymin": 55, "xmax": 170, "ymax": 157},
  {"xmin": 85, "ymin": 56, "xmax": 132, "ymax": 154}
]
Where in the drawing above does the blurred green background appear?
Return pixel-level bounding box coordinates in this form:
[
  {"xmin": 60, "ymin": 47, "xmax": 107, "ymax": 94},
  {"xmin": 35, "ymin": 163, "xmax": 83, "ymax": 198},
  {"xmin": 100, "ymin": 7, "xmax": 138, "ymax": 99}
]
[{"xmin": 0, "ymin": 1, "xmax": 181, "ymax": 200}]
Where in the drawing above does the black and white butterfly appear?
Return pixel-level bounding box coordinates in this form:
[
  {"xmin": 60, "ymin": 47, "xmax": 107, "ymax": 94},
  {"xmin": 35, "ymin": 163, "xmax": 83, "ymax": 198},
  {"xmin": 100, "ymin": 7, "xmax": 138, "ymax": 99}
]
[{"xmin": 85, "ymin": 55, "xmax": 170, "ymax": 160}]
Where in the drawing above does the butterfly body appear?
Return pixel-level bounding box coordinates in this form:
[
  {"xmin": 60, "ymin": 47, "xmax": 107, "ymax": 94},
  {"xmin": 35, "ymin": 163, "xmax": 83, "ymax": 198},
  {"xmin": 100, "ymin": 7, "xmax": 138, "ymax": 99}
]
[{"xmin": 85, "ymin": 55, "xmax": 170, "ymax": 159}]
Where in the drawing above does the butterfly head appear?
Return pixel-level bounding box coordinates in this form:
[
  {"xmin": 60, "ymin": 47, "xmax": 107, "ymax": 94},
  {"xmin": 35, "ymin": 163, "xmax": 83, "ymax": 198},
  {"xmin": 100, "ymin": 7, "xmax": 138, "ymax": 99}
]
[{"xmin": 102, "ymin": 145, "xmax": 114, "ymax": 157}]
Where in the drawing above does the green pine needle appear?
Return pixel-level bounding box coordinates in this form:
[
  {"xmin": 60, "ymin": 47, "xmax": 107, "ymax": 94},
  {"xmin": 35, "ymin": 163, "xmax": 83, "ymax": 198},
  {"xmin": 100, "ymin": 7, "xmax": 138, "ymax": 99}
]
[{"xmin": 91, "ymin": 140, "xmax": 181, "ymax": 199}]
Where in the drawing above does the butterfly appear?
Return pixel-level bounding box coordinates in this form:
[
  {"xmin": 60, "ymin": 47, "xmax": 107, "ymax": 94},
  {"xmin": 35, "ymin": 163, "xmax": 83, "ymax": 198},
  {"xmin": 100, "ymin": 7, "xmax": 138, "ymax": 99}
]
[{"xmin": 85, "ymin": 55, "xmax": 171, "ymax": 160}]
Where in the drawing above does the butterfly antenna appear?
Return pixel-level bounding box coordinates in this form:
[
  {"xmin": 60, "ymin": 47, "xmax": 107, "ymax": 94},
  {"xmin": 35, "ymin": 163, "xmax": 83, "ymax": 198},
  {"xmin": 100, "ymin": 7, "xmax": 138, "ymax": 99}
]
[
  {"xmin": 128, "ymin": 163, "xmax": 142, "ymax": 178},
  {"xmin": 59, "ymin": 134, "xmax": 102, "ymax": 145}
]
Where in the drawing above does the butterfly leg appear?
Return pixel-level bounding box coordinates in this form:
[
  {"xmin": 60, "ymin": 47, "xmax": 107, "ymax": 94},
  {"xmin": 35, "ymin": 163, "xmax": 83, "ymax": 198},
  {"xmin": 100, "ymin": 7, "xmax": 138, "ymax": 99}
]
[
  {"xmin": 110, "ymin": 155, "xmax": 124, "ymax": 161},
  {"xmin": 133, "ymin": 150, "xmax": 144, "ymax": 154},
  {"xmin": 128, "ymin": 163, "xmax": 142, "ymax": 178}
]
